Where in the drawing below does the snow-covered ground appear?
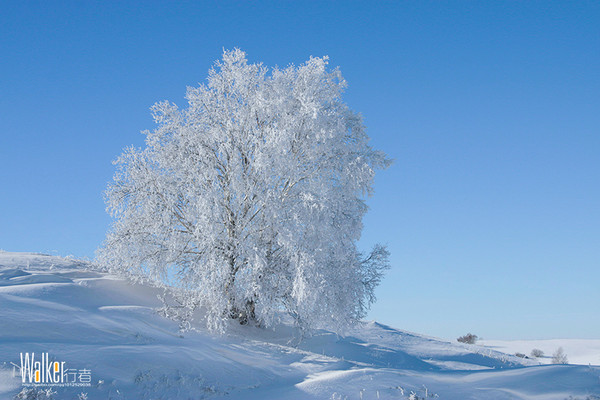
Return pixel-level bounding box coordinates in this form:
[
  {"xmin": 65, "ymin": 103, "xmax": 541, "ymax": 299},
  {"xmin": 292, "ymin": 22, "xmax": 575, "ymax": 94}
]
[
  {"xmin": 0, "ymin": 251, "xmax": 598, "ymax": 399},
  {"xmin": 479, "ymin": 339, "xmax": 600, "ymax": 366}
]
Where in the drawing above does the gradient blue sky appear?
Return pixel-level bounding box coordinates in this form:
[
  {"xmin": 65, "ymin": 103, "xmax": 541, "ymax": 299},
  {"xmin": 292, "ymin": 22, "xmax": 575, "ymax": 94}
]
[{"xmin": 1, "ymin": 1, "xmax": 598, "ymax": 340}]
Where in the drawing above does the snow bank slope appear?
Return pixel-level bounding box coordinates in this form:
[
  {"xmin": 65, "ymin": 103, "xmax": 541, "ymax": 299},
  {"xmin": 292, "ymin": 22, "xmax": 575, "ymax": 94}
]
[{"xmin": 0, "ymin": 252, "xmax": 598, "ymax": 399}]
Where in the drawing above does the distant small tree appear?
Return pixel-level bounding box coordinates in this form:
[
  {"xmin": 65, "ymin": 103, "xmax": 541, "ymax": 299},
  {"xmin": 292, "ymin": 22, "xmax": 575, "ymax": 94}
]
[
  {"xmin": 551, "ymin": 347, "xmax": 568, "ymax": 364},
  {"xmin": 530, "ymin": 348, "xmax": 544, "ymax": 358},
  {"xmin": 457, "ymin": 333, "xmax": 478, "ymax": 344}
]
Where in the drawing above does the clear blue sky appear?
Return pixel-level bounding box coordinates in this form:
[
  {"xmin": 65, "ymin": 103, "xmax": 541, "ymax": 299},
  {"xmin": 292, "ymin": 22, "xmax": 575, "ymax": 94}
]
[{"xmin": 1, "ymin": 1, "xmax": 598, "ymax": 340}]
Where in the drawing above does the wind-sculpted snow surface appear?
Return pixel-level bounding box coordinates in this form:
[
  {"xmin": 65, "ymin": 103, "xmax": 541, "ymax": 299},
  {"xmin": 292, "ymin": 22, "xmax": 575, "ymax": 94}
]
[{"xmin": 0, "ymin": 252, "xmax": 598, "ymax": 399}]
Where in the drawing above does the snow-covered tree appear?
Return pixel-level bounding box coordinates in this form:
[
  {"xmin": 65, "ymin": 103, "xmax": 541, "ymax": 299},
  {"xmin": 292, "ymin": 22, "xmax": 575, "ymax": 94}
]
[
  {"xmin": 98, "ymin": 49, "xmax": 391, "ymax": 333},
  {"xmin": 530, "ymin": 348, "xmax": 544, "ymax": 358},
  {"xmin": 551, "ymin": 347, "xmax": 568, "ymax": 364}
]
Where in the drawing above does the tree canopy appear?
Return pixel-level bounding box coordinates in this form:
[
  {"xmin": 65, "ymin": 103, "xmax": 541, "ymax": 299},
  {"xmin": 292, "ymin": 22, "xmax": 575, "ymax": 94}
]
[{"xmin": 98, "ymin": 49, "xmax": 391, "ymax": 333}]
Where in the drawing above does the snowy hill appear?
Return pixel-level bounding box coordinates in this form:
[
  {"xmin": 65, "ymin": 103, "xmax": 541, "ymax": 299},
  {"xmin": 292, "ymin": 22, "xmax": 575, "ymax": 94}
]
[{"xmin": 0, "ymin": 252, "xmax": 598, "ymax": 399}]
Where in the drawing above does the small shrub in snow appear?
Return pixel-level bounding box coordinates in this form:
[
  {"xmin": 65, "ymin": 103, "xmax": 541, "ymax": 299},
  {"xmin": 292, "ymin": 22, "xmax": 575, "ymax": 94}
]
[
  {"xmin": 408, "ymin": 392, "xmax": 430, "ymax": 400},
  {"xmin": 13, "ymin": 388, "xmax": 56, "ymax": 400},
  {"xmin": 552, "ymin": 347, "xmax": 568, "ymax": 364},
  {"xmin": 530, "ymin": 348, "xmax": 544, "ymax": 358},
  {"xmin": 515, "ymin": 352, "xmax": 526, "ymax": 358},
  {"xmin": 330, "ymin": 393, "xmax": 347, "ymax": 400},
  {"xmin": 457, "ymin": 333, "xmax": 478, "ymax": 344}
]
